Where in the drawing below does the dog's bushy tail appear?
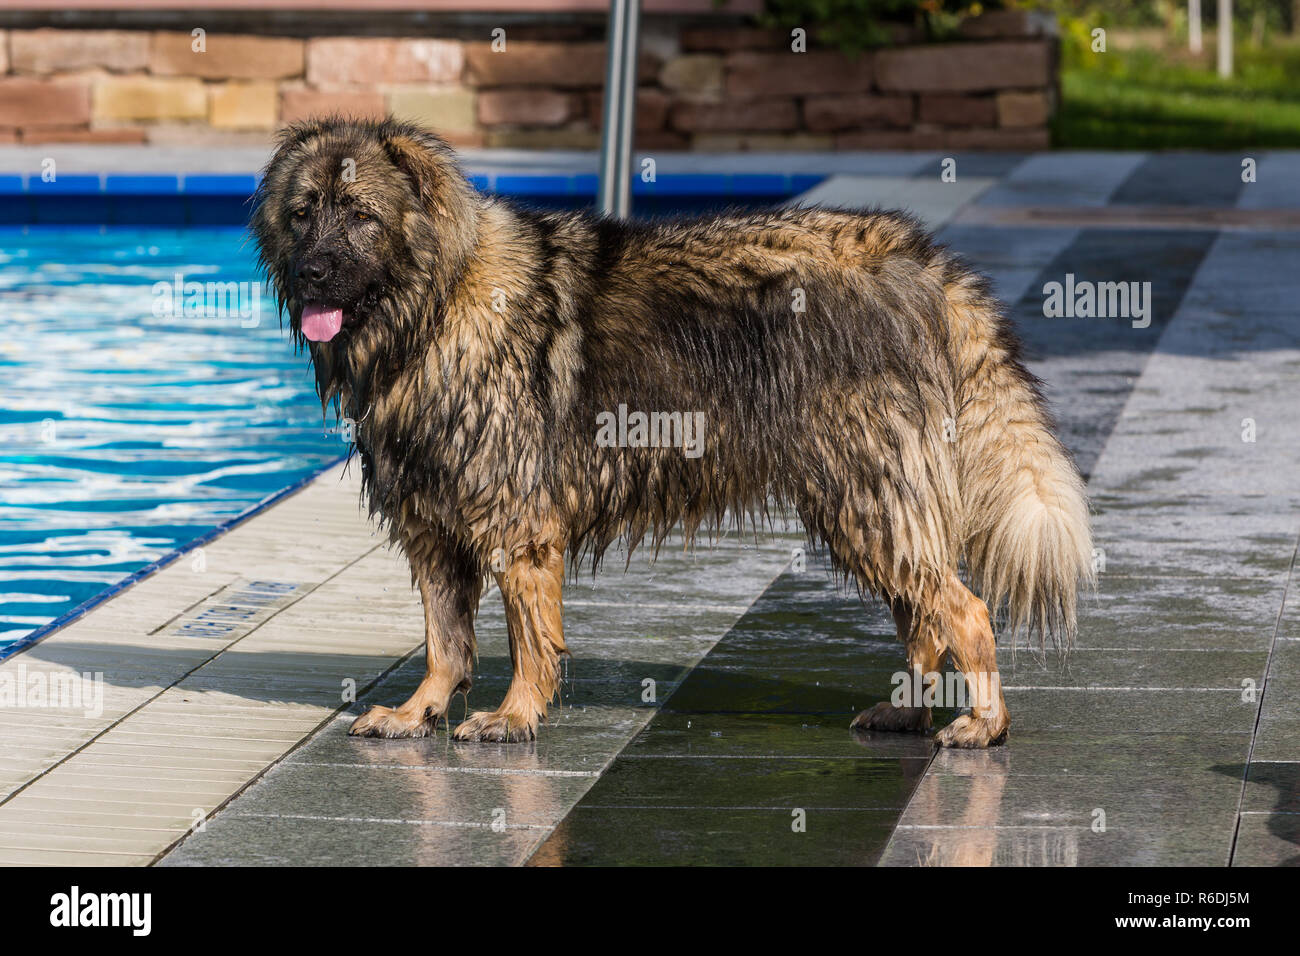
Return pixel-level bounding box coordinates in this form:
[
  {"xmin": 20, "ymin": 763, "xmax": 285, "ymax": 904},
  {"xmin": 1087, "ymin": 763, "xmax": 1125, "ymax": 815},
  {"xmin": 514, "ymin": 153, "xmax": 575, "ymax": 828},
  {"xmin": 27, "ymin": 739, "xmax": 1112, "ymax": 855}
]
[{"xmin": 944, "ymin": 268, "xmax": 1094, "ymax": 654}]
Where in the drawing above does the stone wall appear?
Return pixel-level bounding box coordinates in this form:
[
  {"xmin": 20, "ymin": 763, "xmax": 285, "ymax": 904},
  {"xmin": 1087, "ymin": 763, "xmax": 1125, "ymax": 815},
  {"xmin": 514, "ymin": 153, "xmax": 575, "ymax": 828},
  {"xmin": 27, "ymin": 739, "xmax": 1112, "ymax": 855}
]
[{"xmin": 0, "ymin": 10, "xmax": 1056, "ymax": 149}]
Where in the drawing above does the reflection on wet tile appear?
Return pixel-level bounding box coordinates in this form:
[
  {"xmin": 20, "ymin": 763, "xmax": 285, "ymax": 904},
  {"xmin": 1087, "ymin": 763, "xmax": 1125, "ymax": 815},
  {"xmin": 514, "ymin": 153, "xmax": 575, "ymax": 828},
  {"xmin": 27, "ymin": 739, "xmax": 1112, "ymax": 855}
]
[
  {"xmin": 577, "ymin": 756, "xmax": 929, "ymax": 811},
  {"xmin": 883, "ymin": 817, "xmax": 1234, "ymax": 867},
  {"xmin": 533, "ymin": 807, "xmax": 900, "ymax": 866},
  {"xmin": 625, "ymin": 711, "xmax": 936, "ymax": 761},
  {"xmin": 159, "ymin": 813, "xmax": 539, "ymax": 867},
  {"xmin": 161, "ymin": 528, "xmax": 798, "ymax": 865},
  {"xmin": 904, "ymin": 765, "xmax": 1240, "ymax": 828},
  {"xmin": 882, "ymin": 732, "xmax": 1256, "ymax": 866},
  {"xmin": 291, "ymin": 712, "xmax": 647, "ymax": 773},
  {"xmin": 529, "ymin": 565, "xmax": 935, "ymax": 865},
  {"xmin": 208, "ymin": 761, "xmax": 594, "ymax": 828},
  {"xmin": 928, "ymin": 731, "xmax": 1248, "ymax": 776}
]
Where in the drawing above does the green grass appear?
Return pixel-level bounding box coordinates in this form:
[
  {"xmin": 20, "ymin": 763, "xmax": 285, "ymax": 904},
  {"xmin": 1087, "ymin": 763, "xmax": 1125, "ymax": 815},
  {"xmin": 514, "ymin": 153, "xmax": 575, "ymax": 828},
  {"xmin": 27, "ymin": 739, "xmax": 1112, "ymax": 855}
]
[{"xmin": 1054, "ymin": 42, "xmax": 1300, "ymax": 148}]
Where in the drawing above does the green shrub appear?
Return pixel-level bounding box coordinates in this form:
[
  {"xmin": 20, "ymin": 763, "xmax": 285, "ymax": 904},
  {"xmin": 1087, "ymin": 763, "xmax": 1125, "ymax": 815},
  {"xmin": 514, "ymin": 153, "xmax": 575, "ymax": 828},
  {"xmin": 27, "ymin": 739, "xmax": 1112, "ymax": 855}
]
[{"xmin": 760, "ymin": 0, "xmax": 1008, "ymax": 53}]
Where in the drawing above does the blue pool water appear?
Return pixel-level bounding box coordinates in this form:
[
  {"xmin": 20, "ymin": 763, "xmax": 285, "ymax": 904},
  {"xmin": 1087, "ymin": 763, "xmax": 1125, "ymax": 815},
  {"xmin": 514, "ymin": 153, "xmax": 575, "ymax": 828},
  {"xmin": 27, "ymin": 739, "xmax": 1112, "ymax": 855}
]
[
  {"xmin": 0, "ymin": 227, "xmax": 343, "ymax": 649},
  {"xmin": 0, "ymin": 179, "xmax": 813, "ymax": 653}
]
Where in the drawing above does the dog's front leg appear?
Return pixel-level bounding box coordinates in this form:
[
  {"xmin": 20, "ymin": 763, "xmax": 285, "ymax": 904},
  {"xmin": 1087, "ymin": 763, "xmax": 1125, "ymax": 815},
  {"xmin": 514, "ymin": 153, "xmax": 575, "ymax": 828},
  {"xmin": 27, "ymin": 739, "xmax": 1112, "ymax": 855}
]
[
  {"xmin": 350, "ymin": 532, "xmax": 481, "ymax": 738},
  {"xmin": 453, "ymin": 536, "xmax": 567, "ymax": 742}
]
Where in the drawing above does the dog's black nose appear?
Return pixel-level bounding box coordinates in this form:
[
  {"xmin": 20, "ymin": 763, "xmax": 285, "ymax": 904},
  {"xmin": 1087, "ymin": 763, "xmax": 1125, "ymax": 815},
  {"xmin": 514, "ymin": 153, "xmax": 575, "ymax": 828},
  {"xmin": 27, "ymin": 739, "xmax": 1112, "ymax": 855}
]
[{"xmin": 296, "ymin": 257, "xmax": 331, "ymax": 284}]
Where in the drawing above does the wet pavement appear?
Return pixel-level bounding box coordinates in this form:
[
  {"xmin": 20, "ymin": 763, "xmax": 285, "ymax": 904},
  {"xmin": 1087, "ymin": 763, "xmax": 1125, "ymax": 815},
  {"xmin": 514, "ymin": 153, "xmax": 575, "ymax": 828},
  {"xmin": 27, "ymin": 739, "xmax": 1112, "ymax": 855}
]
[
  {"xmin": 879, "ymin": 157, "xmax": 1300, "ymax": 867},
  {"xmin": 530, "ymin": 568, "xmax": 938, "ymax": 866},
  {"xmin": 168, "ymin": 152, "xmax": 1300, "ymax": 867},
  {"xmin": 7, "ymin": 148, "xmax": 1295, "ymax": 866},
  {"xmin": 159, "ymin": 531, "xmax": 801, "ymax": 866}
]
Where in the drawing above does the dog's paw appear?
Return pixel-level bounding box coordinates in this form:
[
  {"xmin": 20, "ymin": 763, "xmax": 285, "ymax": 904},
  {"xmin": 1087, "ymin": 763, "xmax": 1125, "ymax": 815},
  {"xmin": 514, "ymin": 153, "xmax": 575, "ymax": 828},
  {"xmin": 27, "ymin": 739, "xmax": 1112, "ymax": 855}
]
[
  {"xmin": 850, "ymin": 702, "xmax": 932, "ymax": 733},
  {"xmin": 934, "ymin": 713, "xmax": 1008, "ymax": 749},
  {"xmin": 452, "ymin": 709, "xmax": 538, "ymax": 743},
  {"xmin": 349, "ymin": 704, "xmax": 440, "ymax": 739}
]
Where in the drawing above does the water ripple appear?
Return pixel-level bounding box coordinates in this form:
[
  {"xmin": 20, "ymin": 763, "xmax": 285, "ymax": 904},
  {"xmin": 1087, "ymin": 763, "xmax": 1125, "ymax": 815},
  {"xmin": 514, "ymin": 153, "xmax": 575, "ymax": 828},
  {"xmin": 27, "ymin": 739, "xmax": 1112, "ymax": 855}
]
[{"xmin": 0, "ymin": 227, "xmax": 343, "ymax": 646}]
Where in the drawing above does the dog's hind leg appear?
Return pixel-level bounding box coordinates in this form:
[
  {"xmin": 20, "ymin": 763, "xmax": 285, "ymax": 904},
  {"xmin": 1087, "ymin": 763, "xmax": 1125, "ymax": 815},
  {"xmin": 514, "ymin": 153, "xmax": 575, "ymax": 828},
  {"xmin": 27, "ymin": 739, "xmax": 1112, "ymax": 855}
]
[
  {"xmin": 350, "ymin": 529, "xmax": 481, "ymax": 738},
  {"xmin": 933, "ymin": 569, "xmax": 1009, "ymax": 748},
  {"xmin": 851, "ymin": 599, "xmax": 943, "ymax": 734},
  {"xmin": 453, "ymin": 535, "xmax": 567, "ymax": 743}
]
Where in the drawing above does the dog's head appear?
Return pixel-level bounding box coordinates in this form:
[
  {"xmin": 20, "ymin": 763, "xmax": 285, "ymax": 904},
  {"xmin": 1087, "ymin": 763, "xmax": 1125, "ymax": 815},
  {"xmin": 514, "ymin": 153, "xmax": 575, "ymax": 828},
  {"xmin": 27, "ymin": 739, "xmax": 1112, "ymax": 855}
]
[{"xmin": 252, "ymin": 116, "xmax": 478, "ymax": 348}]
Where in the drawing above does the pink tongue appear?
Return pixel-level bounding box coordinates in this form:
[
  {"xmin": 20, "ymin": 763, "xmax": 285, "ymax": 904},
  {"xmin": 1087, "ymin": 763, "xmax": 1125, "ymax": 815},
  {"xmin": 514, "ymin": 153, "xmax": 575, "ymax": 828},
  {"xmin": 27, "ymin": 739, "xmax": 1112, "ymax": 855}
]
[{"xmin": 300, "ymin": 304, "xmax": 344, "ymax": 343}]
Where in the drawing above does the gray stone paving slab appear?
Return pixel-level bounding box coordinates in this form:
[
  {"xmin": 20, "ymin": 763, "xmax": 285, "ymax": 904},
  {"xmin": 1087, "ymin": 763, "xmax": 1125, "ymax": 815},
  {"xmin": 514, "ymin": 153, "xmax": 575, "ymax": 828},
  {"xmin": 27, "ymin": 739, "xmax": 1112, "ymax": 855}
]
[
  {"xmin": 1064, "ymin": 574, "xmax": 1281, "ymax": 652},
  {"xmin": 163, "ymin": 813, "xmax": 542, "ymax": 867},
  {"xmin": 525, "ymin": 563, "xmax": 937, "ymax": 866},
  {"xmin": 1111, "ymin": 153, "xmax": 1248, "ymax": 207},
  {"xmin": 973, "ymin": 152, "xmax": 1147, "ymax": 208},
  {"xmin": 999, "ymin": 688, "xmax": 1258, "ymax": 735},
  {"xmin": 909, "ymin": 153, "xmax": 1030, "ymax": 180},
  {"xmin": 620, "ymin": 710, "xmax": 938, "ymax": 760},
  {"xmin": 787, "ymin": 175, "xmax": 998, "ymax": 232},
  {"xmin": 884, "ymin": 737, "xmax": 1251, "ymax": 866},
  {"xmin": 1250, "ymin": 719, "xmax": 1300, "ymax": 763},
  {"xmin": 989, "ymin": 227, "xmax": 1222, "ymax": 482},
  {"xmin": 936, "ymin": 224, "xmax": 1080, "ymax": 309},
  {"xmin": 532, "ymin": 807, "xmax": 904, "ymax": 867},
  {"xmin": 161, "ymin": 531, "xmax": 799, "ymax": 865},
  {"xmin": 1178, "ymin": 230, "xmax": 1300, "ymax": 316},
  {"xmin": 883, "ymin": 224, "xmax": 1300, "ymax": 867},
  {"xmin": 1236, "ymin": 153, "xmax": 1300, "ymax": 209},
  {"xmin": 997, "ymin": 646, "xmax": 1267, "ymax": 689},
  {"xmin": 1086, "ymin": 503, "xmax": 1298, "ymax": 581},
  {"xmin": 30, "ymin": 148, "xmax": 1291, "ymax": 866},
  {"xmin": 1232, "ymin": 813, "xmax": 1300, "ymax": 866},
  {"xmin": 192, "ymin": 761, "xmax": 596, "ymax": 828}
]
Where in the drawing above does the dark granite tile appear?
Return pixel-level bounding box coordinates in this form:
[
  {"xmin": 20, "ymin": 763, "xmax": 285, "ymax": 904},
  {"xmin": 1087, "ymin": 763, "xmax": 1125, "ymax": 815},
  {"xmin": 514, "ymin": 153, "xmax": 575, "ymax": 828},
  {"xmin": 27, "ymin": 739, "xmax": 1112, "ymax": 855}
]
[
  {"xmin": 1109, "ymin": 153, "xmax": 1247, "ymax": 208},
  {"xmin": 568, "ymin": 755, "xmax": 929, "ymax": 812},
  {"xmin": 1002, "ymin": 686, "xmax": 1257, "ymax": 735},
  {"xmin": 531, "ymin": 806, "xmax": 899, "ymax": 866},
  {"xmin": 882, "ymin": 815, "xmax": 1234, "ymax": 867},
  {"xmin": 623, "ymin": 711, "xmax": 936, "ymax": 761}
]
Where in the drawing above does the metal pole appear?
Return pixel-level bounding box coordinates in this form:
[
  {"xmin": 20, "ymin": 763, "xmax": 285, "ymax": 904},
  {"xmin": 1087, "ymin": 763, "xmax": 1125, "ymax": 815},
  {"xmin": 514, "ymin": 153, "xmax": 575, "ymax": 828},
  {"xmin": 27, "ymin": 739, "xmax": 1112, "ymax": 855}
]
[
  {"xmin": 598, "ymin": 0, "xmax": 641, "ymax": 219},
  {"xmin": 1218, "ymin": 0, "xmax": 1233, "ymax": 77}
]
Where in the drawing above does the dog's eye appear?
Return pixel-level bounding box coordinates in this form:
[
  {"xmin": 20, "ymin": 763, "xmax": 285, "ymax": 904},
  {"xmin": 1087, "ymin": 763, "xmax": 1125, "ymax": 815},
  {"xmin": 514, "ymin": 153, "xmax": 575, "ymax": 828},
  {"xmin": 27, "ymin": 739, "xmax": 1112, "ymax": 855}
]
[
  {"xmin": 292, "ymin": 207, "xmax": 308, "ymax": 220},
  {"xmin": 354, "ymin": 211, "xmax": 372, "ymax": 223}
]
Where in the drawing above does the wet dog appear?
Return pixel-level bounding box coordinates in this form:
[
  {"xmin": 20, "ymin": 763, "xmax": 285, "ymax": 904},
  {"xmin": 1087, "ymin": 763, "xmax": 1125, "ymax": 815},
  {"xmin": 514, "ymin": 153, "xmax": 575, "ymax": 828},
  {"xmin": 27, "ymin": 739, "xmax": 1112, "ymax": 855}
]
[{"xmin": 252, "ymin": 117, "xmax": 1092, "ymax": 747}]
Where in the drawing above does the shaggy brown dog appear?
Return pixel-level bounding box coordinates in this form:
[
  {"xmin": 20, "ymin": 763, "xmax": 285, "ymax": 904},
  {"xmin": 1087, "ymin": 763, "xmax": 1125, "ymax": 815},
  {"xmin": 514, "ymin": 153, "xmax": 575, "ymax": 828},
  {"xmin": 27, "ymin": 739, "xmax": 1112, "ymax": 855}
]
[{"xmin": 252, "ymin": 117, "xmax": 1092, "ymax": 747}]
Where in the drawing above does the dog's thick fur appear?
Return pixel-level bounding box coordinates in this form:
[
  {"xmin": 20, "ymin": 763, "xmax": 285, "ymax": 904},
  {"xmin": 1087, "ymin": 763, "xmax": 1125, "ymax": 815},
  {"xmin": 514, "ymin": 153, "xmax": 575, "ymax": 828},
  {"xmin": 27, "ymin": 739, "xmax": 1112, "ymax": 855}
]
[{"xmin": 253, "ymin": 117, "xmax": 1093, "ymax": 747}]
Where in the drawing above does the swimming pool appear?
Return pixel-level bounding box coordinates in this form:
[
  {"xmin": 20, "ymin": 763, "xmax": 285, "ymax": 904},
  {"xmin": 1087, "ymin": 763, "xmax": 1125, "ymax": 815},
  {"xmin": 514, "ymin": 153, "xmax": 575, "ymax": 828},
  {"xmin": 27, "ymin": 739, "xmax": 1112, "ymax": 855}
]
[
  {"xmin": 0, "ymin": 227, "xmax": 343, "ymax": 651},
  {"xmin": 0, "ymin": 175, "xmax": 818, "ymax": 653}
]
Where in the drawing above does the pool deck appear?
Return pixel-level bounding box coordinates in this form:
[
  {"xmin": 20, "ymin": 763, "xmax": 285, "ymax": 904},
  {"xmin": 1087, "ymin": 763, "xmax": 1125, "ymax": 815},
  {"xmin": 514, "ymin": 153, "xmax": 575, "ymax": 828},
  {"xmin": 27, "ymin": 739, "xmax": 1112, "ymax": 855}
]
[{"xmin": 3, "ymin": 149, "xmax": 1299, "ymax": 866}]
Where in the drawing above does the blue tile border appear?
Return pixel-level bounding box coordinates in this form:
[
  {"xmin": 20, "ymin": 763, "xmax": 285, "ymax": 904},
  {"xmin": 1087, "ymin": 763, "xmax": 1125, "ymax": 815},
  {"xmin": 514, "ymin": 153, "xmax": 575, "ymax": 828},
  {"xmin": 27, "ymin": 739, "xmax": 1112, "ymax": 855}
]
[
  {"xmin": 182, "ymin": 173, "xmax": 259, "ymax": 195},
  {"xmin": 27, "ymin": 174, "xmax": 103, "ymax": 195},
  {"xmin": 105, "ymin": 174, "xmax": 180, "ymax": 195},
  {"xmin": 0, "ymin": 171, "xmax": 826, "ymax": 224}
]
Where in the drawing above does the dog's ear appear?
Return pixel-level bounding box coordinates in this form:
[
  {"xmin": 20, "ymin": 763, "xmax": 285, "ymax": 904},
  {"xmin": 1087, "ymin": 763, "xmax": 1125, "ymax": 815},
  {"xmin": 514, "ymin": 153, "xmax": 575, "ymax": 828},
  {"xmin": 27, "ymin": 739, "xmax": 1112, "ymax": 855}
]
[{"xmin": 383, "ymin": 132, "xmax": 457, "ymax": 217}]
